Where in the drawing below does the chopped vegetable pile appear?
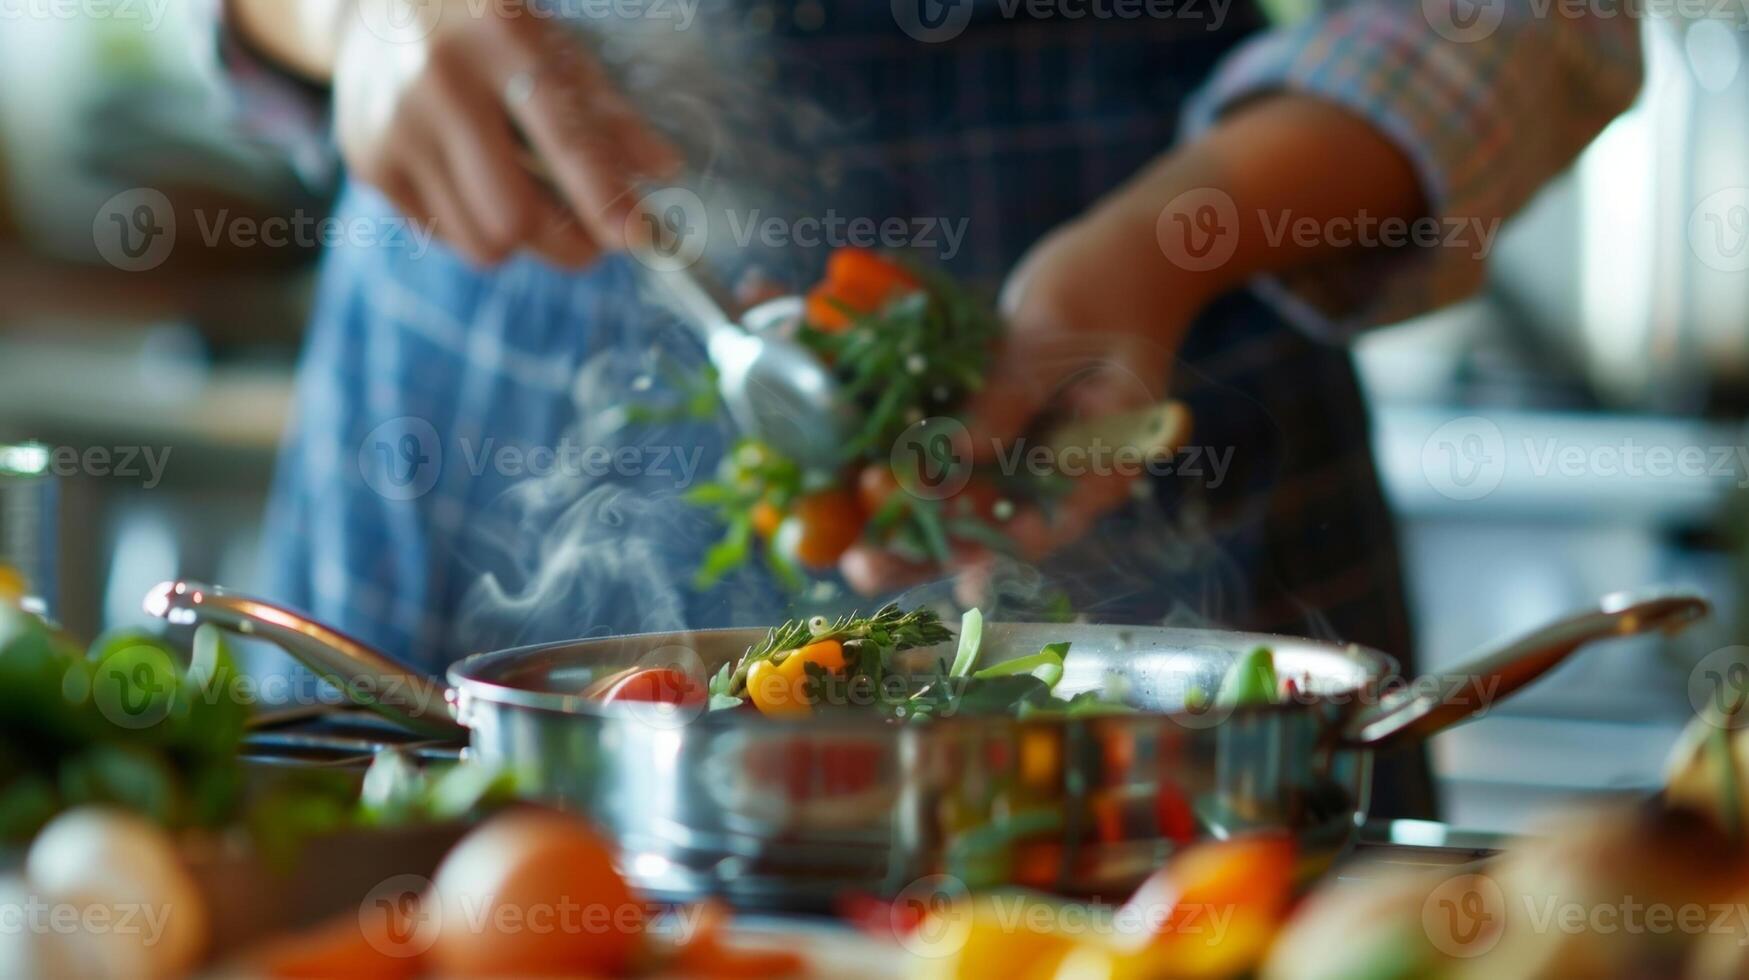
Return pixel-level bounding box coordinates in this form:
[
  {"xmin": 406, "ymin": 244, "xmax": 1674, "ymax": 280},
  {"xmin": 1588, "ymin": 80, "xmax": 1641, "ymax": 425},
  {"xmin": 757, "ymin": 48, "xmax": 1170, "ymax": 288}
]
[
  {"xmin": 0, "ymin": 602, "xmax": 249, "ymax": 842},
  {"xmin": 577, "ymin": 601, "xmax": 1297, "ymax": 722},
  {"xmin": 0, "ymin": 594, "xmax": 515, "ymax": 854},
  {"xmin": 682, "ymin": 248, "xmax": 1059, "ymax": 589}
]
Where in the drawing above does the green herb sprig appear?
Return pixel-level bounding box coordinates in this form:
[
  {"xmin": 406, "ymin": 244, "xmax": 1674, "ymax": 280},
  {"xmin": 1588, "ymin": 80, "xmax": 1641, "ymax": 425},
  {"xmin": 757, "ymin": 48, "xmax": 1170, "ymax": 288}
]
[{"xmin": 722, "ymin": 603, "xmax": 953, "ymax": 697}]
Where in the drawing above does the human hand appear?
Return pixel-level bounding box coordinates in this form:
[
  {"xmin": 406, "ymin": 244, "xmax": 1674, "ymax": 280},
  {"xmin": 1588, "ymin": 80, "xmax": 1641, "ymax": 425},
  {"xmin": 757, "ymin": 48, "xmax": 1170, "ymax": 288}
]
[
  {"xmin": 333, "ymin": 0, "xmax": 680, "ymax": 267},
  {"xmin": 840, "ymin": 206, "xmax": 1212, "ymax": 602}
]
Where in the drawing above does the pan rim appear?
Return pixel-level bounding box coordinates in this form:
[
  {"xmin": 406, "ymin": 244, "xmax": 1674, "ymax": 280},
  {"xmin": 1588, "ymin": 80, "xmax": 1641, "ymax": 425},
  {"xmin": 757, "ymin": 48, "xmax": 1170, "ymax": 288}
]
[{"xmin": 446, "ymin": 621, "xmax": 1402, "ymax": 731}]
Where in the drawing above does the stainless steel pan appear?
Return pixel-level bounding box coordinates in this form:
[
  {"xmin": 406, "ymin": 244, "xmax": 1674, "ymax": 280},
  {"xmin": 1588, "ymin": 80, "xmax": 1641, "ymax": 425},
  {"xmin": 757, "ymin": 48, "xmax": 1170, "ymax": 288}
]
[{"xmin": 145, "ymin": 581, "xmax": 1708, "ymax": 908}]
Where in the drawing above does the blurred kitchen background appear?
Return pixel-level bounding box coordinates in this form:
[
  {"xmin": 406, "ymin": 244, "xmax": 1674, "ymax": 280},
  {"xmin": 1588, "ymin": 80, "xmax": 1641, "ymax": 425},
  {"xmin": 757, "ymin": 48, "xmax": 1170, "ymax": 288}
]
[{"xmin": 2, "ymin": 7, "xmax": 1748, "ymax": 832}]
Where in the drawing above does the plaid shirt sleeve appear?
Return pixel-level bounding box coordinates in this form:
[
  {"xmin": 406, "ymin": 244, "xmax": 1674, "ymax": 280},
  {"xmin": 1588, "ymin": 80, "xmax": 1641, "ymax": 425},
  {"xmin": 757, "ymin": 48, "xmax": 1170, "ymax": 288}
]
[{"xmin": 1182, "ymin": 0, "xmax": 1644, "ymax": 339}]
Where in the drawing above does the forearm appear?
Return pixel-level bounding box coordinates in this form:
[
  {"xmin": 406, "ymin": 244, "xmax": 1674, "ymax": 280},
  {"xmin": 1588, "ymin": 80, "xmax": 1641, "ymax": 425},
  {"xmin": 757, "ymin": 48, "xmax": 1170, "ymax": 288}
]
[
  {"xmin": 1087, "ymin": 93, "xmax": 1430, "ymax": 312},
  {"xmin": 227, "ymin": 0, "xmax": 355, "ymax": 81}
]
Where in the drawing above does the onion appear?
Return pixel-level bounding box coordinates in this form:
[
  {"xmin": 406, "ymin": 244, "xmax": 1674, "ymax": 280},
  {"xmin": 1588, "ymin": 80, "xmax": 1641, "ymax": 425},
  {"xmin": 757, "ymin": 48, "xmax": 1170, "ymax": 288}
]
[{"xmin": 24, "ymin": 808, "xmax": 207, "ymax": 980}]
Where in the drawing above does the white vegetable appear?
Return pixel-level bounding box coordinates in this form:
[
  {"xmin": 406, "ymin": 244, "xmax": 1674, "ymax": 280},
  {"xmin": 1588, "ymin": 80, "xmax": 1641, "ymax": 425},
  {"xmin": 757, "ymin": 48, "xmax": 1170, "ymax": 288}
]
[
  {"xmin": 24, "ymin": 808, "xmax": 208, "ymax": 980},
  {"xmin": 0, "ymin": 873, "xmax": 96, "ymax": 980}
]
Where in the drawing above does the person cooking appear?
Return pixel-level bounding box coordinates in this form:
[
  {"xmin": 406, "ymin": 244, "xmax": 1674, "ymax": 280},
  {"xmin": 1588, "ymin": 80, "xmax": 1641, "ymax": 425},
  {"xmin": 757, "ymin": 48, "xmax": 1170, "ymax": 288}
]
[{"xmin": 215, "ymin": 0, "xmax": 1641, "ymax": 817}]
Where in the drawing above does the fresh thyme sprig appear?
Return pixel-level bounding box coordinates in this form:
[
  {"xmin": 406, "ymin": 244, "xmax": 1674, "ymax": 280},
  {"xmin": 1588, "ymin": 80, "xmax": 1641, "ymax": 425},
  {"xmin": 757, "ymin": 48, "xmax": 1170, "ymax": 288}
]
[
  {"xmin": 724, "ymin": 603, "xmax": 953, "ymax": 696},
  {"xmin": 800, "ymin": 263, "xmax": 1003, "ymax": 461}
]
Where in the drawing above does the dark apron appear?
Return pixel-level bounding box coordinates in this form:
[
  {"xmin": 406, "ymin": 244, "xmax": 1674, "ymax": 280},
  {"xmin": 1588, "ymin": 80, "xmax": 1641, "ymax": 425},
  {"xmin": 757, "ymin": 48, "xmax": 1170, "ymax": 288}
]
[{"xmin": 265, "ymin": 0, "xmax": 1435, "ymax": 816}]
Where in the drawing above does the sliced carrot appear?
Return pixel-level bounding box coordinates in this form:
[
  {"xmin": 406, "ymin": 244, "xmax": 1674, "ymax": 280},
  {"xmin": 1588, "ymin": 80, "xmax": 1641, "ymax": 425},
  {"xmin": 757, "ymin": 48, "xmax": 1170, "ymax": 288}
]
[
  {"xmin": 827, "ymin": 248, "xmax": 918, "ymax": 298},
  {"xmin": 806, "ymin": 284, "xmax": 854, "ymax": 332},
  {"xmin": 672, "ymin": 901, "xmax": 807, "ymax": 978},
  {"xmin": 247, "ymin": 903, "xmax": 424, "ymax": 980},
  {"xmin": 805, "ymin": 250, "xmax": 921, "ymax": 332}
]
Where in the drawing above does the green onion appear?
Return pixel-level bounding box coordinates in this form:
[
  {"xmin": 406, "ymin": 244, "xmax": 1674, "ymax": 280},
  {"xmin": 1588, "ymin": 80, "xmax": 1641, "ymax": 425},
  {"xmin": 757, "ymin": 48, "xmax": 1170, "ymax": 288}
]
[{"xmin": 948, "ymin": 608, "xmax": 984, "ymax": 678}]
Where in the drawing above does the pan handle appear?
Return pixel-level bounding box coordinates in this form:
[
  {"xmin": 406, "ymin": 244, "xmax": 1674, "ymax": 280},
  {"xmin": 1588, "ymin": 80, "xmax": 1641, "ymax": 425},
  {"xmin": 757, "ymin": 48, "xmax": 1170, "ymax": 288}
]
[
  {"xmin": 1342, "ymin": 591, "xmax": 1710, "ymax": 749},
  {"xmin": 143, "ymin": 580, "xmax": 465, "ymax": 738}
]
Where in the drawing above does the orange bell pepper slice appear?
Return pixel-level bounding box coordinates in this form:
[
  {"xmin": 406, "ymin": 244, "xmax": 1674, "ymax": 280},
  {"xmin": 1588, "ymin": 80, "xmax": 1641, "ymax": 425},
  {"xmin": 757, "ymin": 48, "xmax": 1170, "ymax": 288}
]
[{"xmin": 746, "ymin": 639, "xmax": 847, "ymax": 717}]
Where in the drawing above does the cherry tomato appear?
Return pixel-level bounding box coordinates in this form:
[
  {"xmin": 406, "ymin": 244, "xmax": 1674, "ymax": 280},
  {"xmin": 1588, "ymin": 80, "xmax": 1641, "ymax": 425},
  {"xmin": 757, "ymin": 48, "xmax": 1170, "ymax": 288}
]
[
  {"xmin": 780, "ymin": 489, "xmax": 864, "ymax": 570},
  {"xmin": 856, "ymin": 465, "xmax": 904, "ymax": 516},
  {"xmin": 943, "ymin": 477, "xmax": 1003, "ymax": 524},
  {"xmin": 1155, "ymin": 786, "xmax": 1198, "ymax": 844},
  {"xmin": 597, "ymin": 667, "xmax": 704, "ymax": 706},
  {"xmin": 837, "ymin": 892, "xmax": 920, "ymax": 943}
]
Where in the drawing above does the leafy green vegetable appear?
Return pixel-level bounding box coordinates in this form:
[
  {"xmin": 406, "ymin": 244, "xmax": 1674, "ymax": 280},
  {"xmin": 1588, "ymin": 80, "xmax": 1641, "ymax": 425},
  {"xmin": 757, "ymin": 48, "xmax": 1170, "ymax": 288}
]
[
  {"xmin": 946, "ymin": 807, "xmax": 1067, "ymax": 888},
  {"xmin": 0, "ymin": 605, "xmax": 257, "ymax": 844},
  {"xmin": 1216, "ymin": 645, "xmax": 1280, "ymax": 707},
  {"xmin": 952, "ymin": 675, "xmax": 1055, "ymax": 715},
  {"xmin": 973, "ymin": 641, "xmax": 1068, "ymax": 689},
  {"xmin": 678, "ymin": 256, "xmax": 1031, "ymax": 586},
  {"xmin": 802, "ymin": 263, "xmax": 1002, "ymax": 459},
  {"xmin": 683, "ymin": 439, "xmax": 807, "ymax": 590},
  {"xmin": 708, "ymin": 604, "xmax": 1136, "ymax": 722},
  {"xmin": 948, "ymin": 608, "xmax": 984, "ymax": 679},
  {"xmin": 724, "ymin": 603, "xmax": 953, "ymax": 698},
  {"xmin": 359, "ymin": 748, "xmax": 523, "ymax": 827}
]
